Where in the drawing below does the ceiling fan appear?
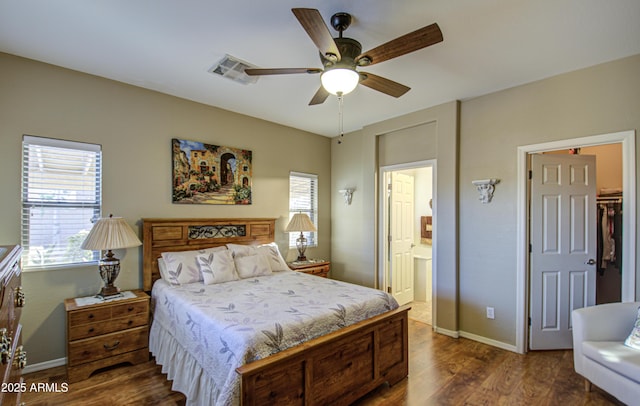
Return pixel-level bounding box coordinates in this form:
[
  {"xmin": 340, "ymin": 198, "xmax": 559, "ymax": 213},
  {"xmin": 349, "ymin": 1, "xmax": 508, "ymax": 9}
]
[{"xmin": 244, "ymin": 8, "xmax": 443, "ymax": 105}]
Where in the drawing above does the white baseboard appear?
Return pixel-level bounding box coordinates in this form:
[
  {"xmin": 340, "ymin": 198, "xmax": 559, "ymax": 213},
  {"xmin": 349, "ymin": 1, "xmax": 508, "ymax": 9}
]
[
  {"xmin": 433, "ymin": 327, "xmax": 519, "ymax": 353},
  {"xmin": 23, "ymin": 357, "xmax": 67, "ymax": 374},
  {"xmin": 459, "ymin": 330, "xmax": 518, "ymax": 353},
  {"xmin": 434, "ymin": 326, "xmax": 459, "ymax": 338}
]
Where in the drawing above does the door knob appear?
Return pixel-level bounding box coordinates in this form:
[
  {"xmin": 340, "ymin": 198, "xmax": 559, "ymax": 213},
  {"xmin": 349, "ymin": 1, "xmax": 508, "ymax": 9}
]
[{"xmin": 585, "ymin": 259, "xmax": 596, "ymax": 265}]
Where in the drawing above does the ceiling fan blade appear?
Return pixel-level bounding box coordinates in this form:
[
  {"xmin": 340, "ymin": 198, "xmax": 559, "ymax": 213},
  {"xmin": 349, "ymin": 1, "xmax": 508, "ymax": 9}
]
[
  {"xmin": 359, "ymin": 72, "xmax": 410, "ymax": 98},
  {"xmin": 309, "ymin": 86, "xmax": 330, "ymax": 105},
  {"xmin": 244, "ymin": 68, "xmax": 322, "ymax": 76},
  {"xmin": 356, "ymin": 23, "xmax": 443, "ymax": 66},
  {"xmin": 292, "ymin": 8, "xmax": 341, "ymax": 61}
]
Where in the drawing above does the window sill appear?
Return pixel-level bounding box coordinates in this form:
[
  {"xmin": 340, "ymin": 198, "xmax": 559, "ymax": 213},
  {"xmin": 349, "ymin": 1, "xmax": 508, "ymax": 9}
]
[{"xmin": 23, "ymin": 261, "xmax": 98, "ymax": 272}]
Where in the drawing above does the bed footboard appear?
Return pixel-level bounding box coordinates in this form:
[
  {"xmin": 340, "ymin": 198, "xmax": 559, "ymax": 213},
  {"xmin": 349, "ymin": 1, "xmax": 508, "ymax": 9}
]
[{"xmin": 236, "ymin": 306, "xmax": 409, "ymax": 405}]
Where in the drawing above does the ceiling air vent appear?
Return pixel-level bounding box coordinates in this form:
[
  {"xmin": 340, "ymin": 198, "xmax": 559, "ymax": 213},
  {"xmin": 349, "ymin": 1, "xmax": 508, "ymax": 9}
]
[{"xmin": 208, "ymin": 54, "xmax": 258, "ymax": 85}]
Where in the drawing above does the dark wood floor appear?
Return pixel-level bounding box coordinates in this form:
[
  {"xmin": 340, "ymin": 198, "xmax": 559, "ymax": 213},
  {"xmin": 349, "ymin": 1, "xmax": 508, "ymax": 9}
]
[{"xmin": 22, "ymin": 319, "xmax": 621, "ymax": 405}]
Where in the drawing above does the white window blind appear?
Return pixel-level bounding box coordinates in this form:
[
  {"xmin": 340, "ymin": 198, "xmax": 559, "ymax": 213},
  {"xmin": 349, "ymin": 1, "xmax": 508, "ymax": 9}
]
[
  {"xmin": 21, "ymin": 135, "xmax": 102, "ymax": 270},
  {"xmin": 289, "ymin": 172, "xmax": 318, "ymax": 247}
]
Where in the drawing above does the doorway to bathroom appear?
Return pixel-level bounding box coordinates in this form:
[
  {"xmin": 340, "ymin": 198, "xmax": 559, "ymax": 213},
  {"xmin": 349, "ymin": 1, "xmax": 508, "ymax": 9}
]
[{"xmin": 380, "ymin": 161, "xmax": 435, "ymax": 326}]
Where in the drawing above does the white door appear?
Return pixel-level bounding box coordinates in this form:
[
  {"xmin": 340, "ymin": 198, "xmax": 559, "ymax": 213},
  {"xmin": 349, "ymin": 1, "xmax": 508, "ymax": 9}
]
[
  {"xmin": 390, "ymin": 172, "xmax": 415, "ymax": 305},
  {"xmin": 529, "ymin": 153, "xmax": 597, "ymax": 350}
]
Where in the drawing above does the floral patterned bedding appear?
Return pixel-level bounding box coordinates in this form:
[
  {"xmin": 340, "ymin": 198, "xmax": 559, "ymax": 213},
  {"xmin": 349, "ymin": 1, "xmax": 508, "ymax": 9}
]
[{"xmin": 150, "ymin": 270, "xmax": 398, "ymax": 405}]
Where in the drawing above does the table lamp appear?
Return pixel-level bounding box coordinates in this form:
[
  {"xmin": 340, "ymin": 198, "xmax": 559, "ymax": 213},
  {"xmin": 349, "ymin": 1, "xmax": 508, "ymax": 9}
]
[
  {"xmin": 81, "ymin": 215, "xmax": 142, "ymax": 298},
  {"xmin": 285, "ymin": 213, "xmax": 317, "ymax": 261}
]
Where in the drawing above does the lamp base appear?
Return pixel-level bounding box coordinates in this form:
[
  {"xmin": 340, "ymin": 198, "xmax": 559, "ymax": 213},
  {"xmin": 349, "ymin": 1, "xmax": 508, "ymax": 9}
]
[
  {"xmin": 97, "ymin": 251, "xmax": 122, "ymax": 299},
  {"xmin": 295, "ymin": 232, "xmax": 309, "ymax": 263},
  {"xmin": 96, "ymin": 285, "xmax": 121, "ymax": 299}
]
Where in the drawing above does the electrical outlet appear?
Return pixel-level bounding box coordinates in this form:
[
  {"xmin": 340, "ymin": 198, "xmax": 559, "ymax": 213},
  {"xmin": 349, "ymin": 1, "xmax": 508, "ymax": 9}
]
[{"xmin": 486, "ymin": 307, "xmax": 495, "ymax": 319}]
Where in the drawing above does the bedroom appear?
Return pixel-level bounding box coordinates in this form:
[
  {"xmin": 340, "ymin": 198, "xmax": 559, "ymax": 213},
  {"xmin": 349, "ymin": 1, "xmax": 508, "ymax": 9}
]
[{"xmin": 1, "ymin": 1, "xmax": 640, "ymax": 405}]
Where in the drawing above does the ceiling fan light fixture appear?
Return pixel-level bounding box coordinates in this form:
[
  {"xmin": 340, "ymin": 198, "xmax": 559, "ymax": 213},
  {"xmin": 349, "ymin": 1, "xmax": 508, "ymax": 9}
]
[{"xmin": 320, "ymin": 68, "xmax": 359, "ymax": 95}]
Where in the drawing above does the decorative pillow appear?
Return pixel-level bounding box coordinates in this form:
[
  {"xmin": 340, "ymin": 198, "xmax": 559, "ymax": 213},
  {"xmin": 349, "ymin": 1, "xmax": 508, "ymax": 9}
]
[
  {"xmin": 161, "ymin": 246, "xmax": 227, "ymax": 285},
  {"xmin": 197, "ymin": 250, "xmax": 239, "ymax": 285},
  {"xmin": 226, "ymin": 243, "xmax": 254, "ymax": 258},
  {"xmin": 624, "ymin": 306, "xmax": 640, "ymax": 350},
  {"xmin": 234, "ymin": 254, "xmax": 272, "ymax": 278},
  {"xmin": 256, "ymin": 242, "xmax": 290, "ymax": 271},
  {"xmin": 227, "ymin": 242, "xmax": 290, "ymax": 272},
  {"xmin": 157, "ymin": 258, "xmax": 170, "ymax": 281}
]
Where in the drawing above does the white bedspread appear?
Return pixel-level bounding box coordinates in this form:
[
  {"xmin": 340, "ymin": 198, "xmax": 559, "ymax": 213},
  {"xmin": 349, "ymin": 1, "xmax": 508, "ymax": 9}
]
[{"xmin": 149, "ymin": 270, "xmax": 398, "ymax": 406}]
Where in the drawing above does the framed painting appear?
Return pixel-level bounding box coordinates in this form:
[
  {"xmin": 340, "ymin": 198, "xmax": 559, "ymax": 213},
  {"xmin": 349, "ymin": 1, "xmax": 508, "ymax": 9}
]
[
  {"xmin": 172, "ymin": 138, "xmax": 252, "ymax": 204},
  {"xmin": 420, "ymin": 215, "xmax": 432, "ymax": 245}
]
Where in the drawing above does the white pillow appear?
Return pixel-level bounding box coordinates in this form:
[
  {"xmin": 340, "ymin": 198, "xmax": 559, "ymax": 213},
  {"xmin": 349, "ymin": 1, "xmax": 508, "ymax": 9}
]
[
  {"xmin": 161, "ymin": 246, "xmax": 227, "ymax": 285},
  {"xmin": 197, "ymin": 250, "xmax": 239, "ymax": 285},
  {"xmin": 157, "ymin": 258, "xmax": 170, "ymax": 281},
  {"xmin": 234, "ymin": 254, "xmax": 272, "ymax": 278},
  {"xmin": 624, "ymin": 307, "xmax": 640, "ymax": 350},
  {"xmin": 226, "ymin": 243, "xmax": 254, "ymax": 258},
  {"xmin": 227, "ymin": 242, "xmax": 290, "ymax": 271},
  {"xmin": 256, "ymin": 243, "xmax": 290, "ymax": 271}
]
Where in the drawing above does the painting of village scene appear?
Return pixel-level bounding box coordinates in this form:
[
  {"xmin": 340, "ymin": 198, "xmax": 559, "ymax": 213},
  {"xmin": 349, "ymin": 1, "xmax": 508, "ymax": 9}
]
[{"xmin": 172, "ymin": 138, "xmax": 252, "ymax": 204}]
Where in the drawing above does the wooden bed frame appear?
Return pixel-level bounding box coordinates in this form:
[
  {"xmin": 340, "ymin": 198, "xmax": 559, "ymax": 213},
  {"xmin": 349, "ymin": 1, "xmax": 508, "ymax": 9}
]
[{"xmin": 142, "ymin": 217, "xmax": 409, "ymax": 405}]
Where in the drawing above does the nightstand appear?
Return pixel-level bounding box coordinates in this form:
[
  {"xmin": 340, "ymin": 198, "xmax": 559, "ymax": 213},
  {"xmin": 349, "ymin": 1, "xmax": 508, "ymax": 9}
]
[
  {"xmin": 288, "ymin": 260, "xmax": 331, "ymax": 278},
  {"xmin": 64, "ymin": 290, "xmax": 149, "ymax": 383}
]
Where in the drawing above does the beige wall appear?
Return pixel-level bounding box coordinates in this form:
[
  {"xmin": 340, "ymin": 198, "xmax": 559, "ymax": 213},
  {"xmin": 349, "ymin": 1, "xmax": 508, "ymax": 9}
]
[
  {"xmin": 331, "ymin": 53, "xmax": 639, "ymax": 348},
  {"xmin": 331, "ymin": 101, "xmax": 460, "ymax": 333},
  {"xmin": 0, "ymin": 53, "xmax": 331, "ymax": 365},
  {"xmin": 458, "ymin": 54, "xmax": 640, "ymax": 345}
]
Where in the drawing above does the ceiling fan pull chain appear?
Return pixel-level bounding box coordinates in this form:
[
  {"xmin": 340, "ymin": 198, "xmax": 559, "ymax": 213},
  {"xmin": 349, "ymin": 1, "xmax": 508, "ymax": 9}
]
[{"xmin": 337, "ymin": 92, "xmax": 344, "ymax": 144}]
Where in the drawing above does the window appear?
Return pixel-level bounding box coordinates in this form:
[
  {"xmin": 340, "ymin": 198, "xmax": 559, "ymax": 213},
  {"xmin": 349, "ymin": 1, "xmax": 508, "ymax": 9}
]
[
  {"xmin": 289, "ymin": 172, "xmax": 318, "ymax": 248},
  {"xmin": 21, "ymin": 135, "xmax": 102, "ymax": 270}
]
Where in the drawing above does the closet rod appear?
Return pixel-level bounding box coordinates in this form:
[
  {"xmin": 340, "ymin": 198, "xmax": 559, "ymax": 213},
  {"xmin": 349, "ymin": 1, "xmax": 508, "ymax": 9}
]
[{"xmin": 597, "ymin": 196, "xmax": 622, "ymax": 202}]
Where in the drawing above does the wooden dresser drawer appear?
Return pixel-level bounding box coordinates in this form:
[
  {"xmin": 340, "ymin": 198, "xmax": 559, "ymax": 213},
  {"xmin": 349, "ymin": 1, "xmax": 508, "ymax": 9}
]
[
  {"xmin": 288, "ymin": 261, "xmax": 331, "ymax": 278},
  {"xmin": 68, "ymin": 312, "xmax": 148, "ymax": 341},
  {"xmin": 111, "ymin": 300, "xmax": 148, "ymax": 318},
  {"xmin": 68, "ymin": 325, "xmax": 148, "ymax": 366},
  {"xmin": 306, "ymin": 264, "xmax": 330, "ymax": 277},
  {"xmin": 68, "ymin": 307, "xmax": 112, "ymax": 326}
]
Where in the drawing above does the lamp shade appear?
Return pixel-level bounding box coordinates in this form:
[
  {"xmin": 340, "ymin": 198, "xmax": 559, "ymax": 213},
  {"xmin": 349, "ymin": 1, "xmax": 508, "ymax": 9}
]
[
  {"xmin": 320, "ymin": 68, "xmax": 359, "ymax": 95},
  {"xmin": 285, "ymin": 213, "xmax": 317, "ymax": 232},
  {"xmin": 81, "ymin": 216, "xmax": 142, "ymax": 251}
]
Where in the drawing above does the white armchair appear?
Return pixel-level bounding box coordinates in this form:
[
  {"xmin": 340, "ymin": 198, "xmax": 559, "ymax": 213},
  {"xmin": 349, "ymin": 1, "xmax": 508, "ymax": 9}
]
[{"xmin": 572, "ymin": 302, "xmax": 640, "ymax": 405}]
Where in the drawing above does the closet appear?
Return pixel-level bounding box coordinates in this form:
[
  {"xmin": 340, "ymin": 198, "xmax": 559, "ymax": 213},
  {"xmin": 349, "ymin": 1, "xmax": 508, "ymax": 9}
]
[
  {"xmin": 581, "ymin": 143, "xmax": 623, "ymax": 304},
  {"xmin": 597, "ymin": 194, "xmax": 622, "ymax": 303}
]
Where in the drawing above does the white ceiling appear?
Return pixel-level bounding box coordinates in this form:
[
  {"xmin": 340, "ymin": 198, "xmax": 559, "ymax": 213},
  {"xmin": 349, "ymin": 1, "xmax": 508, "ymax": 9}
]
[{"xmin": 1, "ymin": 0, "xmax": 639, "ymax": 137}]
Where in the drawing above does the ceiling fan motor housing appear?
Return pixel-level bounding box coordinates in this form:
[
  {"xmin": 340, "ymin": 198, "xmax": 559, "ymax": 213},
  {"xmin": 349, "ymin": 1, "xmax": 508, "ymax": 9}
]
[{"xmin": 320, "ymin": 37, "xmax": 361, "ymax": 70}]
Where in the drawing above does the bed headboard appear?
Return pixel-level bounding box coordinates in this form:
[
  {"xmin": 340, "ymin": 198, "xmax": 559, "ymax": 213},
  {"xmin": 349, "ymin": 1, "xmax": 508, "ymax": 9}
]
[{"xmin": 142, "ymin": 217, "xmax": 276, "ymax": 291}]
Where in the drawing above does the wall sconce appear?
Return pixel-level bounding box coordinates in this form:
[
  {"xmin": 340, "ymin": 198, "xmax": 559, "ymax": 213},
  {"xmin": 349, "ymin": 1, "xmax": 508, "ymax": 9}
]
[
  {"xmin": 472, "ymin": 179, "xmax": 500, "ymax": 204},
  {"xmin": 338, "ymin": 188, "xmax": 354, "ymax": 205}
]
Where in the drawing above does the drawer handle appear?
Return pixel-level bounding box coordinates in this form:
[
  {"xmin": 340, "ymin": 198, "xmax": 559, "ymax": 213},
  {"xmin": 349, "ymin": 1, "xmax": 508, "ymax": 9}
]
[
  {"xmin": 15, "ymin": 286, "xmax": 25, "ymax": 308},
  {"xmin": 13, "ymin": 346, "xmax": 27, "ymax": 369},
  {"xmin": 0, "ymin": 328, "xmax": 11, "ymax": 365},
  {"xmin": 103, "ymin": 341, "xmax": 120, "ymax": 351},
  {"xmin": 127, "ymin": 320, "xmax": 133, "ymax": 325},
  {"xmin": 128, "ymin": 306, "xmax": 134, "ymax": 312},
  {"xmin": 88, "ymin": 314, "xmax": 94, "ymax": 319},
  {"xmin": 88, "ymin": 328, "xmax": 95, "ymax": 333}
]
